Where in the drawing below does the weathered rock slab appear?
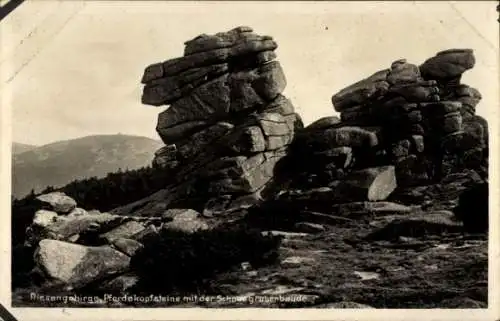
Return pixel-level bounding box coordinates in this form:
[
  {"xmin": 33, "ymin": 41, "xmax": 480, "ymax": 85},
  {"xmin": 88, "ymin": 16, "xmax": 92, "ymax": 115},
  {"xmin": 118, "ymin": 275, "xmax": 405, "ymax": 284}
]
[
  {"xmin": 332, "ymin": 69, "xmax": 389, "ymax": 111},
  {"xmin": 420, "ymin": 49, "xmax": 475, "ymax": 79},
  {"xmin": 99, "ymin": 221, "xmax": 146, "ymax": 243},
  {"xmin": 34, "ymin": 240, "xmax": 130, "ymax": 289}
]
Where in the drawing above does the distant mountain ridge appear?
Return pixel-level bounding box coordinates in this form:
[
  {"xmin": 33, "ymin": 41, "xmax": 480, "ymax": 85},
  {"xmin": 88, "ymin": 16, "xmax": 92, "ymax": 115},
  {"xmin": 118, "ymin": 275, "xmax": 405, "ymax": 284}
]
[
  {"xmin": 12, "ymin": 134, "xmax": 163, "ymax": 198},
  {"xmin": 12, "ymin": 142, "xmax": 36, "ymax": 155}
]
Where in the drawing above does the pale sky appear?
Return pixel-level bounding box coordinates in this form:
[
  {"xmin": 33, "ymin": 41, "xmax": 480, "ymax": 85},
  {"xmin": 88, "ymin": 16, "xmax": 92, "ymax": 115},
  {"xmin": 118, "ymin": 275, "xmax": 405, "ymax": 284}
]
[{"xmin": 1, "ymin": 1, "xmax": 498, "ymax": 146}]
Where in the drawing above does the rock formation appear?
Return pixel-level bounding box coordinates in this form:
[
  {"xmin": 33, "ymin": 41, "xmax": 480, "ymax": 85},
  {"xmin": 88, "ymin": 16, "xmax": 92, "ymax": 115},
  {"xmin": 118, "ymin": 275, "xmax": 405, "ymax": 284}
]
[
  {"xmin": 141, "ymin": 26, "xmax": 302, "ymax": 216},
  {"xmin": 24, "ymin": 192, "xmax": 216, "ymax": 292},
  {"xmin": 25, "ymin": 192, "xmax": 166, "ymax": 249},
  {"xmin": 291, "ymin": 49, "xmax": 488, "ymax": 189}
]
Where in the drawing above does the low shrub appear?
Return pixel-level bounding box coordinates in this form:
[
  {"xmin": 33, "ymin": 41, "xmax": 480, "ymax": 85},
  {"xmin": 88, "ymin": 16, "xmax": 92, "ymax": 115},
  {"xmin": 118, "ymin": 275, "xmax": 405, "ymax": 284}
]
[
  {"xmin": 12, "ymin": 245, "xmax": 36, "ymax": 290},
  {"xmin": 453, "ymin": 182, "xmax": 488, "ymax": 233},
  {"xmin": 130, "ymin": 225, "xmax": 282, "ymax": 295}
]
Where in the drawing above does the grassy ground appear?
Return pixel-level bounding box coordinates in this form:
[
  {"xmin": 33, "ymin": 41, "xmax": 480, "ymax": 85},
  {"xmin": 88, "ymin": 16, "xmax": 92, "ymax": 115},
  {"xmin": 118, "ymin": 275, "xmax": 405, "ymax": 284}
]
[{"xmin": 205, "ymin": 221, "xmax": 487, "ymax": 308}]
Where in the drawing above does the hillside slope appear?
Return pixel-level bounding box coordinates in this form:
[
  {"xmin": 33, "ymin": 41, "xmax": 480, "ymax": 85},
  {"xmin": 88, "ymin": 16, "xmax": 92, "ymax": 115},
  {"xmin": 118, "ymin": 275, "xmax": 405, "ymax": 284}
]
[
  {"xmin": 12, "ymin": 142, "xmax": 36, "ymax": 155},
  {"xmin": 12, "ymin": 134, "xmax": 162, "ymax": 198}
]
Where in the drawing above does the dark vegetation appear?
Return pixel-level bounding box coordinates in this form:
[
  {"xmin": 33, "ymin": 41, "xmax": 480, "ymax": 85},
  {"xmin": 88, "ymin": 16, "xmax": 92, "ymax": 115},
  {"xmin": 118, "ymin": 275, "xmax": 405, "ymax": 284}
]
[
  {"xmin": 453, "ymin": 182, "xmax": 489, "ymax": 233},
  {"xmin": 127, "ymin": 227, "xmax": 282, "ymax": 297},
  {"xmin": 11, "ymin": 245, "xmax": 36, "ymax": 290},
  {"xmin": 11, "ymin": 165, "xmax": 170, "ymax": 247}
]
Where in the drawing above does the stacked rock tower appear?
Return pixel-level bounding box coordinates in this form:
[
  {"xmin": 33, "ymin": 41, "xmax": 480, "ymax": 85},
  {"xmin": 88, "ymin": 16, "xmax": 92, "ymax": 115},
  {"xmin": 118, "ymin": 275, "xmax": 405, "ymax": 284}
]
[
  {"xmin": 141, "ymin": 27, "xmax": 302, "ymax": 215},
  {"xmin": 293, "ymin": 49, "xmax": 487, "ymax": 188}
]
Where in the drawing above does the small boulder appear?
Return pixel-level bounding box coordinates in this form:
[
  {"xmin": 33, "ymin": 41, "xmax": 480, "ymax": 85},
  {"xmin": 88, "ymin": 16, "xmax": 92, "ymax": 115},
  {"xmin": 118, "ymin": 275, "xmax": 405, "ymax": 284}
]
[
  {"xmin": 335, "ymin": 165, "xmax": 397, "ymax": 201},
  {"xmin": 387, "ymin": 59, "xmax": 421, "ymax": 84},
  {"xmin": 281, "ymin": 256, "xmax": 315, "ymax": 266},
  {"xmin": 162, "ymin": 208, "xmax": 200, "ymax": 221},
  {"xmin": 261, "ymin": 230, "xmax": 309, "ymax": 238},
  {"xmin": 260, "ymin": 285, "xmax": 305, "ymax": 295},
  {"xmin": 411, "ymin": 135, "xmax": 425, "ymax": 153},
  {"xmin": 353, "ymin": 271, "xmax": 381, "ymax": 281},
  {"xmin": 36, "ymin": 192, "xmax": 77, "ymax": 214},
  {"xmin": 162, "ymin": 209, "xmax": 209, "ymax": 234},
  {"xmin": 67, "ymin": 208, "xmax": 87, "ymax": 217},
  {"xmin": 294, "ymin": 222, "xmax": 326, "ymax": 234},
  {"xmin": 111, "ymin": 238, "xmax": 144, "ymax": 257},
  {"xmin": 97, "ymin": 273, "xmax": 139, "ymax": 295},
  {"xmin": 67, "ymin": 234, "xmax": 80, "ymax": 242},
  {"xmin": 32, "ymin": 210, "xmax": 59, "ymax": 228}
]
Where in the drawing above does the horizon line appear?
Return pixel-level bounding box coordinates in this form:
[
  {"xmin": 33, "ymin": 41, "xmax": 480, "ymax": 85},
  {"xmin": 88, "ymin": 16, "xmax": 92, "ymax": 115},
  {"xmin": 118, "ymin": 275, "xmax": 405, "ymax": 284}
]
[{"xmin": 12, "ymin": 132, "xmax": 162, "ymax": 147}]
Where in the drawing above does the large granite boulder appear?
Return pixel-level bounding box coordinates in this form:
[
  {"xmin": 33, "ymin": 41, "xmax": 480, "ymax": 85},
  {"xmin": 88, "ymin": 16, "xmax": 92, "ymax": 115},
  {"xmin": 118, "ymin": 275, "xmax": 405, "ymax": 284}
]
[
  {"xmin": 420, "ymin": 49, "xmax": 475, "ymax": 80},
  {"xmin": 34, "ymin": 240, "xmax": 131, "ymax": 289}
]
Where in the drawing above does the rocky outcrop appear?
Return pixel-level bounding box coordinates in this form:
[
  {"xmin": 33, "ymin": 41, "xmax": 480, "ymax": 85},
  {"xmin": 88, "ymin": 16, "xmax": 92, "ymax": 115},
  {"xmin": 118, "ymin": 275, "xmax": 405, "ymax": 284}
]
[
  {"xmin": 23, "ymin": 193, "xmax": 217, "ymax": 292},
  {"xmin": 141, "ymin": 27, "xmax": 301, "ymax": 215},
  {"xmin": 25, "ymin": 204, "xmax": 166, "ymax": 248},
  {"xmin": 290, "ymin": 49, "xmax": 487, "ymax": 189},
  {"xmin": 138, "ymin": 34, "xmax": 488, "ymax": 234}
]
